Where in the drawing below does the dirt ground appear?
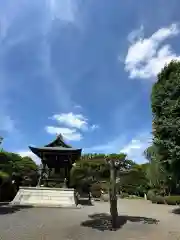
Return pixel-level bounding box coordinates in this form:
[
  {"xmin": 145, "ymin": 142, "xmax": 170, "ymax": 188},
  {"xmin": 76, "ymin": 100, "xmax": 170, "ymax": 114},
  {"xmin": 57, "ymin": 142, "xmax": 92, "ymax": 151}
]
[{"xmin": 0, "ymin": 199, "xmax": 179, "ymax": 240}]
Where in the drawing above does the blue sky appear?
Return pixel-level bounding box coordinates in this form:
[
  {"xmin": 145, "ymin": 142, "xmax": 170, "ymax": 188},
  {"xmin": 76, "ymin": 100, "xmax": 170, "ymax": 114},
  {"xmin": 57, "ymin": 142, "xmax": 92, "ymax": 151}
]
[{"xmin": 0, "ymin": 0, "xmax": 180, "ymax": 164}]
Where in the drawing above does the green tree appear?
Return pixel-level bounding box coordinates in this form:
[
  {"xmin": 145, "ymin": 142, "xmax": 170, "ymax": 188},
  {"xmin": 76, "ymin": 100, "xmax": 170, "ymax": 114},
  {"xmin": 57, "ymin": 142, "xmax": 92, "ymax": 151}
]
[
  {"xmin": 0, "ymin": 152, "xmax": 38, "ymax": 185},
  {"xmin": 118, "ymin": 163, "xmax": 149, "ymax": 196},
  {"xmin": 144, "ymin": 145, "xmax": 172, "ymax": 194},
  {"xmin": 0, "ymin": 136, "xmax": 3, "ymax": 152},
  {"xmin": 151, "ymin": 60, "xmax": 180, "ymax": 193},
  {"xmin": 70, "ymin": 154, "xmax": 107, "ymax": 187},
  {"xmin": 144, "ymin": 145, "xmax": 157, "ymax": 162}
]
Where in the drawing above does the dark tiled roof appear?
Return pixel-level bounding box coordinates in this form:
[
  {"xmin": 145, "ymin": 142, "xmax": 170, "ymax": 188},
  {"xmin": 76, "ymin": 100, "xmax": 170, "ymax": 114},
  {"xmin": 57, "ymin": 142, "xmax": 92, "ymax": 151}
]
[
  {"xmin": 30, "ymin": 146, "xmax": 81, "ymax": 151},
  {"xmin": 45, "ymin": 134, "xmax": 72, "ymax": 148}
]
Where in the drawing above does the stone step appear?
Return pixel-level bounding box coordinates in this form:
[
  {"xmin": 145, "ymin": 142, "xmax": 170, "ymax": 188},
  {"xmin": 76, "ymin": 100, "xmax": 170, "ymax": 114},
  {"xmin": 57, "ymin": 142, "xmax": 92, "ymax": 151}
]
[{"xmin": 11, "ymin": 187, "xmax": 77, "ymax": 208}]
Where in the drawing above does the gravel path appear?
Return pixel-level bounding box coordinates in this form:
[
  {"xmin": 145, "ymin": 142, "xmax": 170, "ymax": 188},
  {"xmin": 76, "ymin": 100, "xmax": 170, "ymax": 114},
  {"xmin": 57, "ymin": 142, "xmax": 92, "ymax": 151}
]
[{"xmin": 0, "ymin": 199, "xmax": 180, "ymax": 240}]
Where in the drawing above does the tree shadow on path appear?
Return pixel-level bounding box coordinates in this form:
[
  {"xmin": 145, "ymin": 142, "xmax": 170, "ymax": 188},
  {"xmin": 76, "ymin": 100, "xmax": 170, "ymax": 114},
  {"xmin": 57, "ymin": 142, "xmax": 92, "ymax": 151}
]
[
  {"xmin": 0, "ymin": 204, "xmax": 33, "ymax": 215},
  {"xmin": 81, "ymin": 213, "xmax": 159, "ymax": 231}
]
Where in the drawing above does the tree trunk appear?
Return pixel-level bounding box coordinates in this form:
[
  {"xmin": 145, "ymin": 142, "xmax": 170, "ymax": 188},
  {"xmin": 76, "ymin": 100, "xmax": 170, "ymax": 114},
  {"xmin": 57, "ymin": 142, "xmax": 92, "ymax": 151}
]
[{"xmin": 109, "ymin": 160, "xmax": 118, "ymax": 230}]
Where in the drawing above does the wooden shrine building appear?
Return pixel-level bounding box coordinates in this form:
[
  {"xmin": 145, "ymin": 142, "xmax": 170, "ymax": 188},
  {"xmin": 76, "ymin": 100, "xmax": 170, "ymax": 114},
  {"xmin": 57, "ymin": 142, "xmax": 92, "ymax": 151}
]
[{"xmin": 29, "ymin": 134, "xmax": 82, "ymax": 188}]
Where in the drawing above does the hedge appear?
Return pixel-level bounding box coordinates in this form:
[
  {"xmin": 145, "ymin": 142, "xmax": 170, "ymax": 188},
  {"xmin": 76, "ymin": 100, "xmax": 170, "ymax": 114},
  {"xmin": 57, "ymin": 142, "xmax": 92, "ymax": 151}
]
[
  {"xmin": 151, "ymin": 195, "xmax": 180, "ymax": 205},
  {"xmin": 164, "ymin": 196, "xmax": 180, "ymax": 205}
]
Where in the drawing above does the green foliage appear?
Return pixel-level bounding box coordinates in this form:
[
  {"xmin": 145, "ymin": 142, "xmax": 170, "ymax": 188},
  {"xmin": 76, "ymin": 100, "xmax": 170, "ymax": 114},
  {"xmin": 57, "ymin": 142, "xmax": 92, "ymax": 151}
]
[
  {"xmin": 70, "ymin": 154, "xmax": 109, "ymax": 187},
  {"xmin": 70, "ymin": 153, "xmax": 140, "ymax": 194},
  {"xmin": 0, "ymin": 150, "xmax": 39, "ymax": 201},
  {"xmin": 0, "ymin": 180, "xmax": 16, "ymax": 201},
  {"xmin": 70, "ymin": 153, "xmax": 141, "ymax": 199},
  {"xmin": 0, "ymin": 171, "xmax": 10, "ymax": 185},
  {"xmin": 118, "ymin": 163, "xmax": 149, "ymax": 196},
  {"xmin": 144, "ymin": 145, "xmax": 157, "ymax": 162},
  {"xmin": 164, "ymin": 195, "xmax": 180, "ymax": 205},
  {"xmin": 147, "ymin": 189, "xmax": 157, "ymax": 200},
  {"xmin": 151, "ymin": 195, "xmax": 165, "ymax": 204},
  {"xmin": 151, "ymin": 195, "xmax": 180, "ymax": 205},
  {"xmin": 144, "ymin": 144, "xmax": 170, "ymax": 194},
  {"xmin": 0, "ymin": 170, "xmax": 9, "ymax": 180},
  {"xmin": 90, "ymin": 183, "xmax": 101, "ymax": 198},
  {"xmin": 151, "ymin": 61, "xmax": 180, "ymax": 184},
  {"xmin": 0, "ymin": 151, "xmax": 38, "ymax": 175}
]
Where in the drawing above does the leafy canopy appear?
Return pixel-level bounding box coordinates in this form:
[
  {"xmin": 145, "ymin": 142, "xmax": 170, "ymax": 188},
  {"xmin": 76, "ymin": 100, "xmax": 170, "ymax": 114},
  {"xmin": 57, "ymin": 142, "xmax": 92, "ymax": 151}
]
[{"xmin": 151, "ymin": 60, "xmax": 180, "ymax": 181}]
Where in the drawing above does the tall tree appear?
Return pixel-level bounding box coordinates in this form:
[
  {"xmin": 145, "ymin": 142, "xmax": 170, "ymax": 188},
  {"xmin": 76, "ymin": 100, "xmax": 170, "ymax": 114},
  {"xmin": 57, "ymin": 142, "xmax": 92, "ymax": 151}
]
[
  {"xmin": 151, "ymin": 60, "xmax": 180, "ymax": 191},
  {"xmin": 0, "ymin": 152, "xmax": 38, "ymax": 184}
]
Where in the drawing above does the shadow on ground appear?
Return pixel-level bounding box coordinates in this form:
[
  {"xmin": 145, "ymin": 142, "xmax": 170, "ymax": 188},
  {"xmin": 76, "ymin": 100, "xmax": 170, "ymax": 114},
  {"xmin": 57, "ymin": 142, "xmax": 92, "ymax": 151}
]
[
  {"xmin": 81, "ymin": 213, "xmax": 159, "ymax": 231},
  {"xmin": 0, "ymin": 205, "xmax": 33, "ymax": 215},
  {"xmin": 172, "ymin": 208, "xmax": 180, "ymax": 215}
]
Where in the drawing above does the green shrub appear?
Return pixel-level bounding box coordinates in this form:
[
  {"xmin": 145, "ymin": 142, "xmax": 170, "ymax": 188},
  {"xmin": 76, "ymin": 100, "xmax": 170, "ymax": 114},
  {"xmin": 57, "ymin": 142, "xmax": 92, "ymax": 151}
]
[
  {"xmin": 91, "ymin": 183, "xmax": 101, "ymax": 198},
  {"xmin": 0, "ymin": 181, "xmax": 17, "ymax": 201},
  {"xmin": 150, "ymin": 195, "xmax": 180, "ymax": 205},
  {"xmin": 147, "ymin": 189, "xmax": 156, "ymax": 201},
  {"xmin": 164, "ymin": 196, "xmax": 180, "ymax": 205},
  {"xmin": 151, "ymin": 195, "xmax": 165, "ymax": 204}
]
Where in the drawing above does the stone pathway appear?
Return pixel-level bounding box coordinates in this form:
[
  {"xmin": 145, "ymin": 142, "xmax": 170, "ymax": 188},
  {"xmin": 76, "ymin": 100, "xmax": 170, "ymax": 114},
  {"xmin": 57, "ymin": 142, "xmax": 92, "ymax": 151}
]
[{"xmin": 0, "ymin": 199, "xmax": 179, "ymax": 239}]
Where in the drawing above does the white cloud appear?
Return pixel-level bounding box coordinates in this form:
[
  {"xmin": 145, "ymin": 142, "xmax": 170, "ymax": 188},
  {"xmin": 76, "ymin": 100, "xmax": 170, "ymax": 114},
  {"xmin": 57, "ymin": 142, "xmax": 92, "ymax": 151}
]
[
  {"xmin": 45, "ymin": 126, "xmax": 82, "ymax": 141},
  {"xmin": 51, "ymin": 112, "xmax": 99, "ymax": 131},
  {"xmin": 47, "ymin": 112, "xmax": 98, "ymax": 141},
  {"xmin": 120, "ymin": 132, "xmax": 152, "ymax": 163},
  {"xmin": 85, "ymin": 131, "xmax": 151, "ymax": 163},
  {"xmin": 125, "ymin": 23, "xmax": 180, "ymax": 79},
  {"xmin": 52, "ymin": 112, "xmax": 88, "ymax": 130},
  {"xmin": 127, "ymin": 25, "xmax": 144, "ymax": 43}
]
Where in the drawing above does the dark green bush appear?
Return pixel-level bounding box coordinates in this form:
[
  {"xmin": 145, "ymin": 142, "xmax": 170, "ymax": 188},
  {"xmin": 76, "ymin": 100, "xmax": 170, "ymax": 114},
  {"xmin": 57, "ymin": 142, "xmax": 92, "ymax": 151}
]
[
  {"xmin": 151, "ymin": 195, "xmax": 165, "ymax": 204},
  {"xmin": 0, "ymin": 181, "xmax": 17, "ymax": 201},
  {"xmin": 150, "ymin": 195, "xmax": 180, "ymax": 205},
  {"xmin": 91, "ymin": 183, "xmax": 101, "ymax": 198},
  {"xmin": 164, "ymin": 196, "xmax": 180, "ymax": 205}
]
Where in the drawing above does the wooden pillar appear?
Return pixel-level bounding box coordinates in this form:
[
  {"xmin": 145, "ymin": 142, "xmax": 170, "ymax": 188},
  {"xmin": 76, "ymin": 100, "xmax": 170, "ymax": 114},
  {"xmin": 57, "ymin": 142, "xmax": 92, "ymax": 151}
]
[
  {"xmin": 64, "ymin": 154, "xmax": 72, "ymax": 188},
  {"xmin": 67, "ymin": 164, "xmax": 72, "ymax": 188}
]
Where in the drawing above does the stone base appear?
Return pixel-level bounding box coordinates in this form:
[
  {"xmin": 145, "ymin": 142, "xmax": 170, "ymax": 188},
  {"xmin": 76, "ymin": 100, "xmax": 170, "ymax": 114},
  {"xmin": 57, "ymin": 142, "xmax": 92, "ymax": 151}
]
[{"xmin": 11, "ymin": 187, "xmax": 77, "ymax": 208}]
